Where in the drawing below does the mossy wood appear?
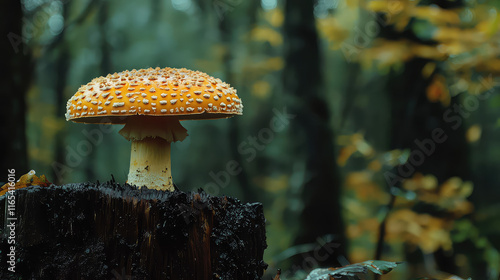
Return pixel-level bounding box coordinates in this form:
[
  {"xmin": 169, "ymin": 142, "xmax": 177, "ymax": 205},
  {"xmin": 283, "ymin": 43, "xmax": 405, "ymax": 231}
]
[{"xmin": 0, "ymin": 182, "xmax": 267, "ymax": 279}]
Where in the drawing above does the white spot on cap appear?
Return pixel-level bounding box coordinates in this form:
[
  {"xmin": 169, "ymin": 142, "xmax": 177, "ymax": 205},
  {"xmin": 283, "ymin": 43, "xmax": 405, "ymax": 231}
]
[
  {"xmin": 186, "ymin": 107, "xmax": 194, "ymax": 112},
  {"xmin": 161, "ymin": 109, "xmax": 167, "ymax": 113},
  {"xmin": 151, "ymin": 96, "xmax": 157, "ymax": 100},
  {"xmin": 170, "ymin": 99, "xmax": 178, "ymax": 105},
  {"xmin": 161, "ymin": 93, "xmax": 167, "ymax": 98},
  {"xmin": 160, "ymin": 100, "xmax": 167, "ymax": 105},
  {"xmin": 142, "ymin": 93, "xmax": 147, "ymax": 97},
  {"xmin": 149, "ymin": 87, "xmax": 156, "ymax": 92},
  {"xmin": 196, "ymin": 98, "xmax": 203, "ymax": 103},
  {"xmin": 113, "ymin": 102, "xmax": 125, "ymax": 107},
  {"xmin": 194, "ymin": 91, "xmax": 202, "ymax": 95},
  {"xmin": 171, "ymin": 93, "xmax": 177, "ymax": 97},
  {"xmin": 203, "ymin": 94, "xmax": 210, "ymax": 99},
  {"xmin": 105, "ymin": 101, "xmax": 111, "ymax": 106},
  {"xmin": 143, "ymin": 99, "xmax": 149, "ymax": 104}
]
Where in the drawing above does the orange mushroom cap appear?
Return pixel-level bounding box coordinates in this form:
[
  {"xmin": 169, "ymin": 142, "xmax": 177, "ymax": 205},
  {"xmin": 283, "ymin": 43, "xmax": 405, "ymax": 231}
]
[{"xmin": 65, "ymin": 67, "xmax": 243, "ymax": 124}]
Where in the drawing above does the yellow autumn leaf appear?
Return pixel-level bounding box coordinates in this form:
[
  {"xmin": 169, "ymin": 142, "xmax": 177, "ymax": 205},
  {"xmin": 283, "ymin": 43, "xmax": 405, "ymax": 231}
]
[
  {"xmin": 0, "ymin": 170, "xmax": 51, "ymax": 196},
  {"xmin": 316, "ymin": 17, "xmax": 351, "ymax": 49},
  {"xmin": 412, "ymin": 6, "xmax": 460, "ymax": 25},
  {"xmin": 252, "ymin": 80, "xmax": 271, "ymax": 99},
  {"xmin": 254, "ymin": 175, "xmax": 289, "ymax": 193},
  {"xmin": 475, "ymin": 8, "xmax": 500, "ymax": 37},
  {"xmin": 422, "ymin": 62, "xmax": 436, "ymax": 78},
  {"xmin": 264, "ymin": 8, "xmax": 284, "ymax": 27},
  {"xmin": 367, "ymin": 159, "xmax": 382, "ymax": 171},
  {"xmin": 387, "ymin": 210, "xmax": 453, "ymax": 253},
  {"xmin": 250, "ymin": 26, "xmax": 283, "ymax": 46},
  {"xmin": 426, "ymin": 74, "xmax": 450, "ymax": 106},
  {"xmin": 433, "ymin": 27, "xmax": 485, "ymax": 45},
  {"xmin": 466, "ymin": 124, "xmax": 482, "ymax": 143},
  {"xmin": 366, "ymin": 0, "xmax": 418, "ymax": 31},
  {"xmin": 338, "ymin": 145, "xmax": 357, "ymax": 166},
  {"xmin": 403, "ymin": 173, "xmax": 438, "ymax": 191}
]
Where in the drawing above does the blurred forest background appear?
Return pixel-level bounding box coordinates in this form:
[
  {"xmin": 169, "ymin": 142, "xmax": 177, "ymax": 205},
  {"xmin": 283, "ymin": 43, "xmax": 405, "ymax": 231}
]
[{"xmin": 2, "ymin": 0, "xmax": 500, "ymax": 279}]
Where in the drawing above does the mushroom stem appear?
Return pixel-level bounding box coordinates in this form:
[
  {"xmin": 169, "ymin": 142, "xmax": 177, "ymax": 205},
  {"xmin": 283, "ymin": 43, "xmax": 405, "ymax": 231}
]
[
  {"xmin": 118, "ymin": 116, "xmax": 188, "ymax": 191},
  {"xmin": 128, "ymin": 137, "xmax": 173, "ymax": 191}
]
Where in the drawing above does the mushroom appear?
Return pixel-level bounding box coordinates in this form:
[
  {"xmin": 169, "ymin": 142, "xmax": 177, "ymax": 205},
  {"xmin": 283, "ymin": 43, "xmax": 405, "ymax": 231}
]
[{"xmin": 65, "ymin": 67, "xmax": 243, "ymax": 191}]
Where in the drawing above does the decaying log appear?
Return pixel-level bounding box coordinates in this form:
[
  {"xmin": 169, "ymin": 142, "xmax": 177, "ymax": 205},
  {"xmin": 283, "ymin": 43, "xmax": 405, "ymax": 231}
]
[{"xmin": 0, "ymin": 181, "xmax": 267, "ymax": 279}]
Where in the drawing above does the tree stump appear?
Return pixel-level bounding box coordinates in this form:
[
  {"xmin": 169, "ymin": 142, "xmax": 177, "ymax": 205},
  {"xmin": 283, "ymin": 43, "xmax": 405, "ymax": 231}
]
[{"xmin": 0, "ymin": 181, "xmax": 267, "ymax": 279}]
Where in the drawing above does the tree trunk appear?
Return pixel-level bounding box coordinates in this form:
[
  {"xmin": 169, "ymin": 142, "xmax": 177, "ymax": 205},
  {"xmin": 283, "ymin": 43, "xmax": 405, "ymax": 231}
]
[
  {"xmin": 385, "ymin": 58, "xmax": 468, "ymax": 275},
  {"xmin": 284, "ymin": 0, "xmax": 346, "ymax": 268},
  {"xmin": 0, "ymin": 0, "xmax": 30, "ymax": 181}
]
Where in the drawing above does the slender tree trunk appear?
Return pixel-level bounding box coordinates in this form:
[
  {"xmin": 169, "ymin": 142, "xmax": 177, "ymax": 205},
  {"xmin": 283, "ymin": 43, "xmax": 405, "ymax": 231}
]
[
  {"xmin": 218, "ymin": 4, "xmax": 260, "ymax": 203},
  {"xmin": 0, "ymin": 0, "xmax": 31, "ymax": 181},
  {"xmin": 284, "ymin": 0, "xmax": 346, "ymax": 268},
  {"xmin": 52, "ymin": 3, "xmax": 72, "ymax": 184},
  {"xmin": 384, "ymin": 58, "xmax": 468, "ymax": 275}
]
